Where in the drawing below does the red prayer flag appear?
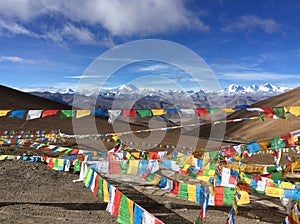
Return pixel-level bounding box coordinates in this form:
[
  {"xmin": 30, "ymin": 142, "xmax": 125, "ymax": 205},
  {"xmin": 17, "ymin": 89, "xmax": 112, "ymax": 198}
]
[
  {"xmin": 93, "ymin": 174, "xmax": 100, "ymax": 197},
  {"xmin": 122, "ymin": 109, "xmax": 137, "ymax": 117},
  {"xmin": 111, "ymin": 190, "xmax": 122, "ymax": 216},
  {"xmin": 170, "ymin": 181, "xmax": 179, "ymax": 195},
  {"xmin": 194, "ymin": 108, "xmax": 209, "ymax": 116},
  {"xmin": 109, "ymin": 161, "xmax": 120, "ymax": 174},
  {"xmin": 214, "ymin": 186, "xmax": 224, "ymax": 206},
  {"xmin": 148, "ymin": 152, "xmax": 159, "ymax": 160},
  {"xmin": 47, "ymin": 158, "xmax": 54, "ymax": 169},
  {"xmin": 240, "ymin": 183, "xmax": 250, "ymax": 192},
  {"xmin": 262, "ymin": 108, "xmax": 275, "ymax": 115},
  {"xmin": 42, "ymin": 110, "xmax": 59, "ymax": 118}
]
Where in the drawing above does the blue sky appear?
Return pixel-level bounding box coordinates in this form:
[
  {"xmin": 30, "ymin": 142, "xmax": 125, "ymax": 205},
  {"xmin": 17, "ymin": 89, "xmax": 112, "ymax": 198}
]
[{"xmin": 0, "ymin": 0, "xmax": 300, "ymax": 91}]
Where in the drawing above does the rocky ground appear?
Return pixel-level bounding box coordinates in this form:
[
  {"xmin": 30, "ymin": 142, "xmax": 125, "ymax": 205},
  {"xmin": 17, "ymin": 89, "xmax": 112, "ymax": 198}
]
[{"xmin": 0, "ymin": 153, "xmax": 288, "ymax": 224}]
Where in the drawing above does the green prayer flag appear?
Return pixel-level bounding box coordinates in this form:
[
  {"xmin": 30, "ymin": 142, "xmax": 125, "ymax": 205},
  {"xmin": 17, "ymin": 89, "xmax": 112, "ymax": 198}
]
[
  {"xmin": 209, "ymin": 151, "xmax": 219, "ymax": 161},
  {"xmin": 272, "ymin": 107, "xmax": 286, "ymax": 119},
  {"xmin": 120, "ymin": 161, "xmax": 129, "ymax": 174},
  {"xmin": 258, "ymin": 115, "xmax": 265, "ymax": 121},
  {"xmin": 146, "ymin": 173, "xmax": 155, "ymax": 182},
  {"xmin": 73, "ymin": 158, "xmax": 81, "ymax": 172},
  {"xmin": 266, "ymin": 166, "xmax": 277, "ymax": 173},
  {"xmin": 202, "ymin": 169, "xmax": 209, "ymax": 176},
  {"xmin": 60, "ymin": 110, "xmax": 75, "ymax": 118},
  {"xmin": 136, "ymin": 109, "xmax": 152, "ymax": 117},
  {"xmin": 117, "ymin": 194, "xmax": 131, "ymax": 224},
  {"xmin": 271, "ymin": 170, "xmax": 283, "ymax": 180},
  {"xmin": 98, "ymin": 176, "xmax": 103, "ymax": 199},
  {"xmin": 178, "ymin": 183, "xmax": 188, "ymax": 199},
  {"xmin": 53, "ymin": 158, "xmax": 59, "ymax": 170},
  {"xmin": 209, "ymin": 163, "xmax": 216, "ymax": 171},
  {"xmin": 207, "ymin": 108, "xmax": 220, "ymax": 114},
  {"xmin": 268, "ymin": 136, "xmax": 285, "ymax": 149},
  {"xmin": 223, "ymin": 187, "xmax": 235, "ymax": 205}
]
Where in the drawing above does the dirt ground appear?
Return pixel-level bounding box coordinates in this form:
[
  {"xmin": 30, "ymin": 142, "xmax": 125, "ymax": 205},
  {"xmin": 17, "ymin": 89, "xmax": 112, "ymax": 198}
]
[{"xmin": 0, "ymin": 146, "xmax": 288, "ymax": 224}]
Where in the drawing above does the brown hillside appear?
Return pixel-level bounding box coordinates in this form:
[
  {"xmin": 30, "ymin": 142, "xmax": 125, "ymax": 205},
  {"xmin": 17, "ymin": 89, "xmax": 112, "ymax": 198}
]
[
  {"xmin": 0, "ymin": 85, "xmax": 71, "ymax": 109},
  {"xmin": 0, "ymin": 85, "xmax": 223, "ymax": 150}
]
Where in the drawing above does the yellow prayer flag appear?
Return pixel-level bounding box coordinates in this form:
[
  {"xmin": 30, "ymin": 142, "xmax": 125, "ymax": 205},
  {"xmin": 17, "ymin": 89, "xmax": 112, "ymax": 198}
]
[
  {"xmin": 289, "ymin": 106, "xmax": 300, "ymax": 116},
  {"xmin": 203, "ymin": 152, "xmax": 210, "ymax": 167},
  {"xmin": 265, "ymin": 186, "xmax": 284, "ymax": 197},
  {"xmin": 222, "ymin": 108, "xmax": 235, "ymax": 112},
  {"xmin": 197, "ymin": 175, "xmax": 210, "ymax": 182},
  {"xmin": 76, "ymin": 110, "xmax": 91, "ymax": 118},
  {"xmin": 126, "ymin": 160, "xmax": 139, "ymax": 175},
  {"xmin": 185, "ymin": 155, "xmax": 194, "ymax": 165},
  {"xmin": 281, "ymin": 181, "xmax": 293, "ymax": 189},
  {"xmin": 237, "ymin": 191, "xmax": 250, "ymax": 205},
  {"xmin": 125, "ymin": 152, "xmax": 132, "ymax": 161},
  {"xmin": 0, "ymin": 110, "xmax": 10, "ymax": 117},
  {"xmin": 103, "ymin": 179, "xmax": 109, "ymax": 202},
  {"xmin": 112, "ymin": 134, "xmax": 121, "ymax": 142},
  {"xmin": 225, "ymin": 163, "xmax": 240, "ymax": 171},
  {"xmin": 126, "ymin": 198, "xmax": 134, "ymax": 224},
  {"xmin": 57, "ymin": 147, "xmax": 68, "ymax": 152},
  {"xmin": 131, "ymin": 152, "xmax": 140, "ymax": 159},
  {"xmin": 58, "ymin": 159, "xmax": 64, "ymax": 168},
  {"xmin": 151, "ymin": 109, "xmax": 166, "ymax": 116},
  {"xmin": 244, "ymin": 178, "xmax": 251, "ymax": 185},
  {"xmin": 181, "ymin": 164, "xmax": 190, "ymax": 172},
  {"xmin": 240, "ymin": 164, "xmax": 266, "ymax": 173},
  {"xmin": 0, "ymin": 155, "xmax": 7, "ymax": 160},
  {"xmin": 187, "ymin": 184, "xmax": 196, "ymax": 202},
  {"xmin": 208, "ymin": 169, "xmax": 215, "ymax": 176},
  {"xmin": 151, "ymin": 174, "xmax": 161, "ymax": 185}
]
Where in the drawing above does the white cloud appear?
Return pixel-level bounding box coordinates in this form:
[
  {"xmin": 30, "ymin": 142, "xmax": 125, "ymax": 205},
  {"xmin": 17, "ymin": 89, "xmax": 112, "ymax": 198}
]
[
  {"xmin": 0, "ymin": 19, "xmax": 34, "ymax": 36},
  {"xmin": 0, "ymin": 56, "xmax": 35, "ymax": 64},
  {"xmin": 219, "ymin": 71, "xmax": 299, "ymax": 81},
  {"xmin": 223, "ymin": 15, "xmax": 283, "ymax": 34},
  {"xmin": 136, "ymin": 64, "xmax": 170, "ymax": 72},
  {"xmin": 0, "ymin": 0, "xmax": 208, "ymax": 40},
  {"xmin": 61, "ymin": 23, "xmax": 97, "ymax": 45},
  {"xmin": 64, "ymin": 75, "xmax": 106, "ymax": 79}
]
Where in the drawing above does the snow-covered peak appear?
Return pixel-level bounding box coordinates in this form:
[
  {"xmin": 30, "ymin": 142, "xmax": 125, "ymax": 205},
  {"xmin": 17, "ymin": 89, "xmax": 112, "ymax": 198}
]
[
  {"xmin": 118, "ymin": 83, "xmax": 139, "ymax": 92},
  {"xmin": 224, "ymin": 84, "xmax": 245, "ymax": 94}
]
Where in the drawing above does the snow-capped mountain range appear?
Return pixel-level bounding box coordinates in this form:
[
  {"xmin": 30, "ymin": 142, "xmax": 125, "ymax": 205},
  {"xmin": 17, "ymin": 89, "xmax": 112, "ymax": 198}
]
[
  {"xmin": 20, "ymin": 83, "xmax": 291, "ymax": 109},
  {"xmin": 223, "ymin": 83, "xmax": 290, "ymax": 95},
  {"xmin": 20, "ymin": 83, "xmax": 290, "ymax": 96}
]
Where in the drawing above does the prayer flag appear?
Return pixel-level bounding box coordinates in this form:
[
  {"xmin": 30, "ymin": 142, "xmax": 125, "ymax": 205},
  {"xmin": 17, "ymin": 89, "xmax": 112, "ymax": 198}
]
[
  {"xmin": 76, "ymin": 110, "xmax": 91, "ymax": 118},
  {"xmin": 41, "ymin": 110, "xmax": 59, "ymax": 117}
]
